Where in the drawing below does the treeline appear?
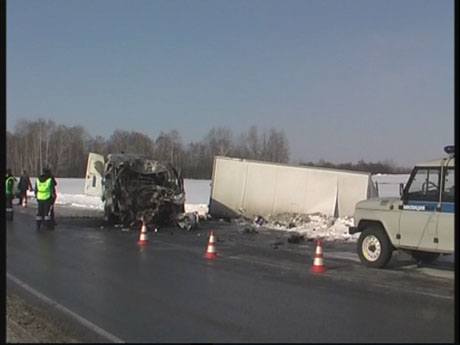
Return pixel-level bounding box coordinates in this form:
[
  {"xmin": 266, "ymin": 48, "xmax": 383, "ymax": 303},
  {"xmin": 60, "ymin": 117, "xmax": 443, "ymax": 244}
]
[
  {"xmin": 299, "ymin": 159, "xmax": 411, "ymax": 174},
  {"xmin": 7, "ymin": 118, "xmax": 410, "ymax": 179},
  {"xmin": 6, "ymin": 119, "xmax": 290, "ymax": 179}
]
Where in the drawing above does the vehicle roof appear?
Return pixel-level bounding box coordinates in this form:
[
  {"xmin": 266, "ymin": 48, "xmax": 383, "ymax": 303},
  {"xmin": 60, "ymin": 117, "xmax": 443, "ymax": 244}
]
[
  {"xmin": 106, "ymin": 153, "xmax": 154, "ymax": 162},
  {"xmin": 415, "ymin": 157, "xmax": 455, "ymax": 167},
  {"xmin": 105, "ymin": 153, "xmax": 179, "ymax": 174}
]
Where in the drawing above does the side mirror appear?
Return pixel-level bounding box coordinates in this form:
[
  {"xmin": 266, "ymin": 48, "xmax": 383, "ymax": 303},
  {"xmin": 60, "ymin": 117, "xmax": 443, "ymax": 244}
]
[{"xmin": 399, "ymin": 183, "xmax": 405, "ymax": 197}]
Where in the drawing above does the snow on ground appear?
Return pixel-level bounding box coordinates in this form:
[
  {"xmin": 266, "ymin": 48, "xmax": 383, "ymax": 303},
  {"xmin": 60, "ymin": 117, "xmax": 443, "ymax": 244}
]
[
  {"xmin": 27, "ymin": 178, "xmax": 212, "ymax": 213},
  {"xmin": 25, "ymin": 174, "xmax": 409, "ymax": 242},
  {"xmin": 234, "ymin": 213, "xmax": 357, "ymax": 241}
]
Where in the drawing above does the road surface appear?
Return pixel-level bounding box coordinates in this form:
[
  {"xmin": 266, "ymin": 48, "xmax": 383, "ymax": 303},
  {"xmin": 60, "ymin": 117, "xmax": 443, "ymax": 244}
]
[{"xmin": 6, "ymin": 205, "xmax": 455, "ymax": 342}]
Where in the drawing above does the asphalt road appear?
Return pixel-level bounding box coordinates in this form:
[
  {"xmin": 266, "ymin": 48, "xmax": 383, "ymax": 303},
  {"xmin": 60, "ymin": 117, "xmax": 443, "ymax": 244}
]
[{"xmin": 6, "ymin": 205, "xmax": 456, "ymax": 343}]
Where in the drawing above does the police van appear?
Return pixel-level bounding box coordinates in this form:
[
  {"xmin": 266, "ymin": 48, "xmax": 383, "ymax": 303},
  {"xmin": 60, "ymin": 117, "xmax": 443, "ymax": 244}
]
[{"xmin": 349, "ymin": 146, "xmax": 455, "ymax": 268}]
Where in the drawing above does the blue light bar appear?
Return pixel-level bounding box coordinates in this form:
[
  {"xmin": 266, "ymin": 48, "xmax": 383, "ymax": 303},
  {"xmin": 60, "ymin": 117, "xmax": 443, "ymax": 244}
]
[{"xmin": 444, "ymin": 145, "xmax": 455, "ymax": 155}]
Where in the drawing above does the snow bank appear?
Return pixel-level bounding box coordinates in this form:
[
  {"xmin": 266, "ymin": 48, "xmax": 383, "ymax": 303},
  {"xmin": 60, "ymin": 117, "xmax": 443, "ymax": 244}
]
[{"xmin": 233, "ymin": 212, "xmax": 358, "ymax": 241}]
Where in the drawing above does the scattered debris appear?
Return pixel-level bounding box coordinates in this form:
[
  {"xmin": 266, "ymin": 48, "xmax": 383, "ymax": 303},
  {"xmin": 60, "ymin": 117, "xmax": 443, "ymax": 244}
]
[
  {"xmin": 228, "ymin": 212, "xmax": 357, "ymax": 242},
  {"xmin": 240, "ymin": 227, "xmax": 258, "ymax": 234},
  {"xmin": 287, "ymin": 233, "xmax": 304, "ymax": 243},
  {"xmin": 270, "ymin": 240, "xmax": 284, "ymax": 249},
  {"xmin": 254, "ymin": 215, "xmax": 265, "ymax": 227},
  {"xmin": 176, "ymin": 212, "xmax": 200, "ymax": 231}
]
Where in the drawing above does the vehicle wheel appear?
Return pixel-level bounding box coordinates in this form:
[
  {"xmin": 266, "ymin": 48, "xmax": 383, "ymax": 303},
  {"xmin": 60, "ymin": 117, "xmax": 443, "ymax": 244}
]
[
  {"xmin": 410, "ymin": 251, "xmax": 440, "ymax": 264},
  {"xmin": 104, "ymin": 203, "xmax": 118, "ymax": 226},
  {"xmin": 357, "ymin": 226, "xmax": 393, "ymax": 268}
]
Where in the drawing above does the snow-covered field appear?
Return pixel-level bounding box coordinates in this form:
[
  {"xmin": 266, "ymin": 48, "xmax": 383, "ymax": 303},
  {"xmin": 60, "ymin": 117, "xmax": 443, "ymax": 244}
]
[
  {"xmin": 373, "ymin": 173, "xmax": 410, "ymax": 197},
  {"xmin": 25, "ymin": 175, "xmax": 409, "ymax": 242}
]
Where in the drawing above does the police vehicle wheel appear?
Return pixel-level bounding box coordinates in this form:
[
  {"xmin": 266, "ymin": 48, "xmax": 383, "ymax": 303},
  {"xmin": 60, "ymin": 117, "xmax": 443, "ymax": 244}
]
[
  {"xmin": 410, "ymin": 250, "xmax": 440, "ymax": 264},
  {"xmin": 357, "ymin": 226, "xmax": 393, "ymax": 268}
]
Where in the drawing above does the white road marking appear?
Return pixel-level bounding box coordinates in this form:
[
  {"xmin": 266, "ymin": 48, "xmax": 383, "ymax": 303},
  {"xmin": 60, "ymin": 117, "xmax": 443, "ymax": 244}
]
[{"xmin": 7, "ymin": 273, "xmax": 124, "ymax": 343}]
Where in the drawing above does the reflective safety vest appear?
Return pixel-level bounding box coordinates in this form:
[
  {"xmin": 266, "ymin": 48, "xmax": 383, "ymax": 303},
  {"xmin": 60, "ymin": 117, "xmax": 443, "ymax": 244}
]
[
  {"xmin": 5, "ymin": 176, "xmax": 14, "ymax": 195},
  {"xmin": 36, "ymin": 178, "xmax": 52, "ymax": 200}
]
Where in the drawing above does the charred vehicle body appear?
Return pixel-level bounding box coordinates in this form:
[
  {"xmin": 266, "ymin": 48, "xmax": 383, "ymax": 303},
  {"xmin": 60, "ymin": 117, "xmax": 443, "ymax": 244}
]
[{"xmin": 85, "ymin": 153, "xmax": 186, "ymax": 227}]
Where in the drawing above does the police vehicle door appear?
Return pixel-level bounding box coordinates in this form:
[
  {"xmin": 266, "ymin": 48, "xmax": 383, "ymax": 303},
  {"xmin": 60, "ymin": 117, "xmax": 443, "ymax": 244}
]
[
  {"xmin": 437, "ymin": 165, "xmax": 454, "ymax": 252},
  {"xmin": 399, "ymin": 167, "xmax": 440, "ymax": 250}
]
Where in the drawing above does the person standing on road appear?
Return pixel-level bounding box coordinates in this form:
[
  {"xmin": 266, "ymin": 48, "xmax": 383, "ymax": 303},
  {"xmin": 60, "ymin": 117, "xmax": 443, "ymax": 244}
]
[
  {"xmin": 34, "ymin": 168, "xmax": 55, "ymax": 230},
  {"xmin": 18, "ymin": 170, "xmax": 33, "ymax": 207},
  {"xmin": 48, "ymin": 168, "xmax": 58, "ymax": 226},
  {"xmin": 6, "ymin": 169, "xmax": 17, "ymax": 221}
]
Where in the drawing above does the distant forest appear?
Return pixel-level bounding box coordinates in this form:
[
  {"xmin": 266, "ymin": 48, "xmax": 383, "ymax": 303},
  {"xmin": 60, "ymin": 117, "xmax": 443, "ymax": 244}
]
[
  {"xmin": 300, "ymin": 160, "xmax": 411, "ymax": 174},
  {"xmin": 6, "ymin": 118, "xmax": 410, "ymax": 179}
]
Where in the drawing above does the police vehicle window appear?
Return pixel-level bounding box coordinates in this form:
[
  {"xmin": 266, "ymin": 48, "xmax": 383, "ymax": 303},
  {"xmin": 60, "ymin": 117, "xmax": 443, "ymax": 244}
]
[
  {"xmin": 442, "ymin": 168, "xmax": 454, "ymax": 202},
  {"xmin": 407, "ymin": 168, "xmax": 440, "ymax": 202}
]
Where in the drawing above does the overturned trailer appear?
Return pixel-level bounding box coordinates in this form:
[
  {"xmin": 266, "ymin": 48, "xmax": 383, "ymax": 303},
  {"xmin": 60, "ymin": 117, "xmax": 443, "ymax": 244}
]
[
  {"xmin": 209, "ymin": 156, "xmax": 378, "ymax": 219},
  {"xmin": 85, "ymin": 153, "xmax": 186, "ymax": 227}
]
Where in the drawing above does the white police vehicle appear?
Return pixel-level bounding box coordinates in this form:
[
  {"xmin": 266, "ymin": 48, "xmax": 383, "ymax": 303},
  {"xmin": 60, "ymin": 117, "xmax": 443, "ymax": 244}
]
[{"xmin": 349, "ymin": 146, "xmax": 455, "ymax": 268}]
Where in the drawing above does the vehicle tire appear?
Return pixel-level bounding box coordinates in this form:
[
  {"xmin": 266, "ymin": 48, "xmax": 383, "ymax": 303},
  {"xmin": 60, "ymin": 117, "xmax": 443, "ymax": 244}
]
[
  {"xmin": 357, "ymin": 226, "xmax": 393, "ymax": 268},
  {"xmin": 104, "ymin": 203, "xmax": 118, "ymax": 226},
  {"xmin": 410, "ymin": 251, "xmax": 440, "ymax": 264}
]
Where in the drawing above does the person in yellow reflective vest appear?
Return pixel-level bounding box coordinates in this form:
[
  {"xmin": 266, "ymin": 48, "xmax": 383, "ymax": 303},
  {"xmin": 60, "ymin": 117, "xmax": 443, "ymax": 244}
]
[
  {"xmin": 34, "ymin": 168, "xmax": 56, "ymax": 230},
  {"xmin": 6, "ymin": 169, "xmax": 17, "ymax": 221}
]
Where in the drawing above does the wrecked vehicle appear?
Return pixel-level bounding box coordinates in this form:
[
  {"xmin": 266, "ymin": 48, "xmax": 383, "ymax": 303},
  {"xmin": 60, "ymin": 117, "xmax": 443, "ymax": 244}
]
[{"xmin": 84, "ymin": 152, "xmax": 187, "ymax": 228}]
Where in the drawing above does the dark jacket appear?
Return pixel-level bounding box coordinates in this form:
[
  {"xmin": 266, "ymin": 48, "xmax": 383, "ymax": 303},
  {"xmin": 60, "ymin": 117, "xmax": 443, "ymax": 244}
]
[
  {"xmin": 18, "ymin": 174, "xmax": 32, "ymax": 191},
  {"xmin": 50, "ymin": 175, "xmax": 57, "ymax": 199}
]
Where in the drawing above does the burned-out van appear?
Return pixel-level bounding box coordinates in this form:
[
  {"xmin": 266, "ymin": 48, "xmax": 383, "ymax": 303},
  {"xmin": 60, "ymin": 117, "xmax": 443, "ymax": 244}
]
[{"xmin": 85, "ymin": 152, "xmax": 186, "ymax": 228}]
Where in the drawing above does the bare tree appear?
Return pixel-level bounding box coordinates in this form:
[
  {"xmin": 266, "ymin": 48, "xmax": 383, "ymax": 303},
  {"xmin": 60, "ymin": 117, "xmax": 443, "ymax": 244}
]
[
  {"xmin": 153, "ymin": 130, "xmax": 183, "ymax": 168},
  {"xmin": 234, "ymin": 125, "xmax": 261, "ymax": 160},
  {"xmin": 262, "ymin": 129, "xmax": 290, "ymax": 163},
  {"xmin": 182, "ymin": 141, "xmax": 209, "ymax": 178},
  {"xmin": 7, "ymin": 118, "xmax": 296, "ymax": 179},
  {"xmin": 204, "ymin": 127, "xmax": 233, "ymax": 157}
]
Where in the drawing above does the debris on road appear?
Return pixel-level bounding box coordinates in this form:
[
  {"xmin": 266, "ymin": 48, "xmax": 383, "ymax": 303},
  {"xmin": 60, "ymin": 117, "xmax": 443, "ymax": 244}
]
[
  {"xmin": 240, "ymin": 227, "xmax": 258, "ymax": 234},
  {"xmin": 287, "ymin": 233, "xmax": 304, "ymax": 243},
  {"xmin": 176, "ymin": 211, "xmax": 200, "ymax": 231},
  {"xmin": 270, "ymin": 240, "xmax": 284, "ymax": 249},
  {"xmin": 228, "ymin": 212, "xmax": 356, "ymax": 242},
  {"xmin": 254, "ymin": 215, "xmax": 265, "ymax": 227}
]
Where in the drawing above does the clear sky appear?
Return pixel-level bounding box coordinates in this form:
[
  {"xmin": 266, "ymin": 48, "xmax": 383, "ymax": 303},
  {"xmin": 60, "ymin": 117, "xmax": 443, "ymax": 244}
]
[{"xmin": 7, "ymin": 0, "xmax": 454, "ymax": 167}]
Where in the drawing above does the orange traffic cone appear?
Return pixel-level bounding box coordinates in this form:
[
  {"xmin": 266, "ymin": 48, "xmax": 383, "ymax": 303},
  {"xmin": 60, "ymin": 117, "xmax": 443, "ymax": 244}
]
[
  {"xmin": 311, "ymin": 239, "xmax": 326, "ymax": 273},
  {"xmin": 204, "ymin": 230, "xmax": 217, "ymax": 259},
  {"xmin": 137, "ymin": 220, "xmax": 148, "ymax": 246}
]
